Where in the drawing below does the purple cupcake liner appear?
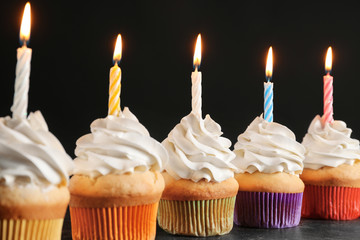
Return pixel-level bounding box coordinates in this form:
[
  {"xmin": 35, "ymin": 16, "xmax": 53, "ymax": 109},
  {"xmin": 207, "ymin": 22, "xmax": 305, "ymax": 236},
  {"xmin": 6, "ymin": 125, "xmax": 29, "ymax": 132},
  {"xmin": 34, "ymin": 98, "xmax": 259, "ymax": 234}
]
[{"xmin": 234, "ymin": 191, "xmax": 303, "ymax": 228}]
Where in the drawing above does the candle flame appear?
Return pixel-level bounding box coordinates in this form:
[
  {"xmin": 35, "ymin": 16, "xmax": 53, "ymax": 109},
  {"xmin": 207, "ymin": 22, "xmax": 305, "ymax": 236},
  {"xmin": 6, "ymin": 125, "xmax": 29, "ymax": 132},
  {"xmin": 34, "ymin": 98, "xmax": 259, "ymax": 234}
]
[
  {"xmin": 265, "ymin": 46, "xmax": 273, "ymax": 80},
  {"xmin": 113, "ymin": 34, "xmax": 122, "ymax": 64},
  {"xmin": 325, "ymin": 46, "xmax": 332, "ymax": 73},
  {"xmin": 20, "ymin": 2, "xmax": 31, "ymax": 45},
  {"xmin": 193, "ymin": 34, "xmax": 201, "ymax": 69}
]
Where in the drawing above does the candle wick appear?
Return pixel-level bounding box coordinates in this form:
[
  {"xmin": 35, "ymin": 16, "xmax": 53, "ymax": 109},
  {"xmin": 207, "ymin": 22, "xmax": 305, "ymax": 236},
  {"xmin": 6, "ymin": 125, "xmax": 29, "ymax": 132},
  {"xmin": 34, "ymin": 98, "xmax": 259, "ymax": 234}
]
[{"xmin": 195, "ymin": 65, "xmax": 198, "ymax": 72}]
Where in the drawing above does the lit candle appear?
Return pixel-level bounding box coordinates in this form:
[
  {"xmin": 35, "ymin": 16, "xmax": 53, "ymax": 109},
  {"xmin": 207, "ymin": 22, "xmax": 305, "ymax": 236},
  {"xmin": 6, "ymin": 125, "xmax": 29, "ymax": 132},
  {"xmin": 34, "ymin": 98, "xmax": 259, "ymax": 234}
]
[
  {"xmin": 264, "ymin": 46, "xmax": 273, "ymax": 122},
  {"xmin": 323, "ymin": 47, "xmax": 333, "ymax": 124},
  {"xmin": 108, "ymin": 34, "xmax": 122, "ymax": 116},
  {"xmin": 191, "ymin": 34, "xmax": 202, "ymax": 117},
  {"xmin": 11, "ymin": 2, "xmax": 32, "ymax": 119}
]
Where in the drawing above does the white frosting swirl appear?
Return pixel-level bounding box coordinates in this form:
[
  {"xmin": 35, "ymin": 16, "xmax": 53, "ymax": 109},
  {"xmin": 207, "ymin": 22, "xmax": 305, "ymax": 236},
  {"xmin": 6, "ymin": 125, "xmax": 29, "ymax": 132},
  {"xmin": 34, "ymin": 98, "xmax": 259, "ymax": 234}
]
[
  {"xmin": 162, "ymin": 113, "xmax": 236, "ymax": 183},
  {"xmin": 73, "ymin": 107, "xmax": 168, "ymax": 178},
  {"xmin": 232, "ymin": 116, "xmax": 305, "ymax": 175},
  {"xmin": 0, "ymin": 111, "xmax": 73, "ymax": 188},
  {"xmin": 302, "ymin": 115, "xmax": 360, "ymax": 169}
]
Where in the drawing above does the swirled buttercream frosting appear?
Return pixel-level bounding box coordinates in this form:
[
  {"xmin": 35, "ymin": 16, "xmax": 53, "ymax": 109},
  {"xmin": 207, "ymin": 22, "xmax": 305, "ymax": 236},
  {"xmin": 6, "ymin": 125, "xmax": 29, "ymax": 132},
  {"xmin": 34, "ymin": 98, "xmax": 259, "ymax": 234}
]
[
  {"xmin": 73, "ymin": 107, "xmax": 168, "ymax": 178},
  {"xmin": 162, "ymin": 112, "xmax": 236, "ymax": 182},
  {"xmin": 232, "ymin": 116, "xmax": 305, "ymax": 175},
  {"xmin": 0, "ymin": 111, "xmax": 73, "ymax": 187},
  {"xmin": 302, "ymin": 115, "xmax": 360, "ymax": 170}
]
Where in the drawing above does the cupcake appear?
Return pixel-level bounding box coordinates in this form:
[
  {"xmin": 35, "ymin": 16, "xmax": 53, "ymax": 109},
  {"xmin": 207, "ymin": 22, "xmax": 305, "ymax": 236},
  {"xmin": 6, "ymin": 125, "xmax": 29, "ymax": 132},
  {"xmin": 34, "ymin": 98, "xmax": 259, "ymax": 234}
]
[
  {"xmin": 158, "ymin": 112, "xmax": 238, "ymax": 237},
  {"xmin": 232, "ymin": 115, "xmax": 305, "ymax": 228},
  {"xmin": 0, "ymin": 111, "xmax": 74, "ymax": 239},
  {"xmin": 69, "ymin": 107, "xmax": 168, "ymax": 240},
  {"xmin": 301, "ymin": 115, "xmax": 360, "ymax": 220}
]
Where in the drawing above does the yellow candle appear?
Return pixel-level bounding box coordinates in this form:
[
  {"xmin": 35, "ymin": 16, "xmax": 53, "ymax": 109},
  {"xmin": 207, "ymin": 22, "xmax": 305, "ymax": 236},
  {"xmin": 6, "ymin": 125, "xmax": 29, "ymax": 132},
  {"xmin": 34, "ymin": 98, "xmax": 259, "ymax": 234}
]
[{"xmin": 108, "ymin": 34, "xmax": 122, "ymax": 116}]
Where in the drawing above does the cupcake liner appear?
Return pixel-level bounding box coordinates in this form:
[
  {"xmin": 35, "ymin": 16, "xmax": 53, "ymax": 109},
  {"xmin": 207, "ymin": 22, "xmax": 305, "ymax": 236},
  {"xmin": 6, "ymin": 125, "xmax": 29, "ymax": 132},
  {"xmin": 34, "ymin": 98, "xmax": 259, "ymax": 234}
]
[
  {"xmin": 302, "ymin": 185, "xmax": 360, "ymax": 220},
  {"xmin": 0, "ymin": 218, "xmax": 63, "ymax": 240},
  {"xmin": 157, "ymin": 197, "xmax": 236, "ymax": 237},
  {"xmin": 234, "ymin": 191, "xmax": 303, "ymax": 228},
  {"xmin": 70, "ymin": 203, "xmax": 158, "ymax": 240}
]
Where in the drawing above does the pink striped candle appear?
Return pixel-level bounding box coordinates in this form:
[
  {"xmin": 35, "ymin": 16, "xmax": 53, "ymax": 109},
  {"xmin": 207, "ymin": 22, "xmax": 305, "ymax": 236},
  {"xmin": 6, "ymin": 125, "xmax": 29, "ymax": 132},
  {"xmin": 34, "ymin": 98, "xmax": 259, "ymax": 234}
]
[{"xmin": 323, "ymin": 47, "xmax": 333, "ymax": 124}]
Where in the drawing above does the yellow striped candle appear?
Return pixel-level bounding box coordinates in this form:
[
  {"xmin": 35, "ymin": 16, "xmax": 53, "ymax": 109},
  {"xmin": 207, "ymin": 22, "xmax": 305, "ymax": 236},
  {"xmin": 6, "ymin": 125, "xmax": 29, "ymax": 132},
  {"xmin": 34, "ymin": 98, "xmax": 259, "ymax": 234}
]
[{"xmin": 108, "ymin": 34, "xmax": 122, "ymax": 116}]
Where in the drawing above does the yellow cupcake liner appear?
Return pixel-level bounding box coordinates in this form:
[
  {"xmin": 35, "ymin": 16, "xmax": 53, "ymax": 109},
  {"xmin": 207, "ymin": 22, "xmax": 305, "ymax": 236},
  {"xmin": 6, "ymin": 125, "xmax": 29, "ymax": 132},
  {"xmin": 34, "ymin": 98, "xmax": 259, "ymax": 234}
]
[
  {"xmin": 70, "ymin": 203, "xmax": 159, "ymax": 240},
  {"xmin": 0, "ymin": 218, "xmax": 63, "ymax": 240},
  {"xmin": 157, "ymin": 197, "xmax": 236, "ymax": 237}
]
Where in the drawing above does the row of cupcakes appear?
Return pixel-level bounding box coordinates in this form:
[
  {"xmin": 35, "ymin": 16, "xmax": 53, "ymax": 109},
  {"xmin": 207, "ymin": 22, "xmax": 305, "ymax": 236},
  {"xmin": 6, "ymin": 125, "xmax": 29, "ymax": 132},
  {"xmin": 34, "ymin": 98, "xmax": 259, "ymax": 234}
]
[
  {"xmin": 2, "ymin": 4, "xmax": 360, "ymax": 239},
  {"xmin": 1, "ymin": 101, "xmax": 359, "ymax": 239}
]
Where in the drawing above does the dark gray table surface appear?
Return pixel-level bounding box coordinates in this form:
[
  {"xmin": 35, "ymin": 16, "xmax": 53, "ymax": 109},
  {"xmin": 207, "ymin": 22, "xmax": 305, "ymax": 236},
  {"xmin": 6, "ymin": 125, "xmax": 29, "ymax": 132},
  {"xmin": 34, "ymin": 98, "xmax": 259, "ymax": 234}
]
[{"xmin": 62, "ymin": 208, "xmax": 360, "ymax": 240}]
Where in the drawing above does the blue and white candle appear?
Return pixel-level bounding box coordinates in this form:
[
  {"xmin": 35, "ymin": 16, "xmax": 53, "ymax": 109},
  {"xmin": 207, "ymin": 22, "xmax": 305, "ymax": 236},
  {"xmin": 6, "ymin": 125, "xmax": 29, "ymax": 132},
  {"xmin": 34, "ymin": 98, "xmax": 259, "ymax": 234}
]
[{"xmin": 264, "ymin": 47, "xmax": 273, "ymax": 122}]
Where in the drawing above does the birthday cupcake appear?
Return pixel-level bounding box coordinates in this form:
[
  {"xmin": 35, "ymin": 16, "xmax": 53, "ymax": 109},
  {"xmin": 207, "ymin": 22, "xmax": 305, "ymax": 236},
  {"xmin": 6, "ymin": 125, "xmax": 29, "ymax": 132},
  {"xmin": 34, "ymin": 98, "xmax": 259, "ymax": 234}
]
[
  {"xmin": 158, "ymin": 34, "xmax": 237, "ymax": 236},
  {"xmin": 0, "ymin": 111, "xmax": 74, "ymax": 240},
  {"xmin": 0, "ymin": 3, "xmax": 73, "ymax": 238},
  {"xmin": 232, "ymin": 46, "xmax": 305, "ymax": 228},
  {"xmin": 69, "ymin": 35, "xmax": 168, "ymax": 240},
  {"xmin": 301, "ymin": 115, "xmax": 360, "ymax": 220},
  {"xmin": 232, "ymin": 115, "xmax": 305, "ymax": 228},
  {"xmin": 69, "ymin": 106, "xmax": 168, "ymax": 240}
]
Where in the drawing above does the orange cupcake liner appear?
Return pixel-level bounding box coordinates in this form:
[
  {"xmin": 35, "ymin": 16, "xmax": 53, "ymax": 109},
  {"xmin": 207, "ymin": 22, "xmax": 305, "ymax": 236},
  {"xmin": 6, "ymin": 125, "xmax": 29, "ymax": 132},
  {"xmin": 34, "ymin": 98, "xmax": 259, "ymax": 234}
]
[
  {"xmin": 302, "ymin": 184, "xmax": 360, "ymax": 220},
  {"xmin": 70, "ymin": 203, "xmax": 158, "ymax": 240},
  {"xmin": 0, "ymin": 218, "xmax": 64, "ymax": 240},
  {"xmin": 157, "ymin": 197, "xmax": 236, "ymax": 237}
]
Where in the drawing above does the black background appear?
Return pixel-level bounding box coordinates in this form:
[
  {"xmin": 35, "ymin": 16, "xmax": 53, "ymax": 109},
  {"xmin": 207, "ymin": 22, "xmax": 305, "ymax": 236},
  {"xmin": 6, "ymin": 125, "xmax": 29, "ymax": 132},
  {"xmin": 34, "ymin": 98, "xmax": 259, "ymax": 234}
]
[{"xmin": 1, "ymin": 0, "xmax": 360, "ymax": 157}]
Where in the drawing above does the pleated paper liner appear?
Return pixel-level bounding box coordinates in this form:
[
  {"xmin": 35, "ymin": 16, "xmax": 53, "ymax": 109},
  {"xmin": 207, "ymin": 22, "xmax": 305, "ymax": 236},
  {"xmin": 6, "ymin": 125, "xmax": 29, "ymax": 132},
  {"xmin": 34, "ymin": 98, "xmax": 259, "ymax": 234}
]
[
  {"xmin": 70, "ymin": 203, "xmax": 158, "ymax": 240},
  {"xmin": 0, "ymin": 218, "xmax": 63, "ymax": 240},
  {"xmin": 234, "ymin": 191, "xmax": 303, "ymax": 228},
  {"xmin": 157, "ymin": 197, "xmax": 236, "ymax": 237},
  {"xmin": 302, "ymin": 185, "xmax": 360, "ymax": 220}
]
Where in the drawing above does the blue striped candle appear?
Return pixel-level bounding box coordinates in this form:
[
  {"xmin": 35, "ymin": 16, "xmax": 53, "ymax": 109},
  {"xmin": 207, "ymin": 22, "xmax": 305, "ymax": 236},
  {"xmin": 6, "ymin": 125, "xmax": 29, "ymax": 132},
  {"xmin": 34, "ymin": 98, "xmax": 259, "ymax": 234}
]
[
  {"xmin": 264, "ymin": 81, "xmax": 273, "ymax": 122},
  {"xmin": 264, "ymin": 47, "xmax": 273, "ymax": 122}
]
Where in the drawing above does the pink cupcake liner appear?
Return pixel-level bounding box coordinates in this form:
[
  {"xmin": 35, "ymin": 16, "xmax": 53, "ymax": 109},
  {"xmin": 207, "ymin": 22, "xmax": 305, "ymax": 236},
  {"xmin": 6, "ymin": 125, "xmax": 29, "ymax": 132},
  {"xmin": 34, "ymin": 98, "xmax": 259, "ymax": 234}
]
[{"xmin": 234, "ymin": 191, "xmax": 303, "ymax": 228}]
